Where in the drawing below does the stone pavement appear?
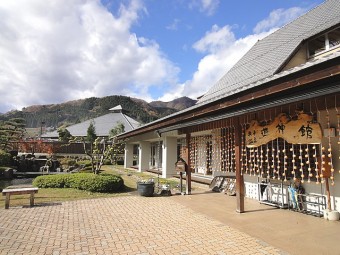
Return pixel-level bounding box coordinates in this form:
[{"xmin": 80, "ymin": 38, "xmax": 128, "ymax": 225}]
[{"xmin": 0, "ymin": 195, "xmax": 287, "ymax": 255}]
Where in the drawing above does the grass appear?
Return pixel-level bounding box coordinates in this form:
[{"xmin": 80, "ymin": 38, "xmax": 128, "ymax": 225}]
[
  {"xmin": 103, "ymin": 165, "xmax": 183, "ymax": 190},
  {"xmin": 0, "ymin": 188, "xmax": 128, "ymax": 208},
  {"xmin": 0, "ymin": 165, "xmax": 184, "ymax": 208}
]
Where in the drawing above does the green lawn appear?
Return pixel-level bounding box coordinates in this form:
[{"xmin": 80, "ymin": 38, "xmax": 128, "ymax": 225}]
[{"xmin": 0, "ymin": 165, "xmax": 183, "ymax": 208}]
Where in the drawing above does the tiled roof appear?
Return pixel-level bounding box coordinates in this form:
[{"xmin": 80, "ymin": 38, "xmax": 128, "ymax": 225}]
[
  {"xmin": 197, "ymin": 0, "xmax": 340, "ymax": 105},
  {"xmin": 117, "ymin": 42, "xmax": 340, "ymax": 138},
  {"xmin": 43, "ymin": 111, "xmax": 140, "ymax": 138}
]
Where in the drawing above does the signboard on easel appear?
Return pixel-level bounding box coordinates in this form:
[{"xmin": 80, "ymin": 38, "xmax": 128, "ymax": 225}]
[{"xmin": 245, "ymin": 112, "xmax": 322, "ymax": 147}]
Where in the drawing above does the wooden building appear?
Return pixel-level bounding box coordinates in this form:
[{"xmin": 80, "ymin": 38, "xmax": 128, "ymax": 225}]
[{"xmin": 118, "ymin": 0, "xmax": 340, "ymax": 216}]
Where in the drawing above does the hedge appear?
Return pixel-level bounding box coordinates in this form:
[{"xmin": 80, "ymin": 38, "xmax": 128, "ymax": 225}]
[
  {"xmin": 0, "ymin": 150, "xmax": 11, "ymax": 166},
  {"xmin": 33, "ymin": 173, "xmax": 124, "ymax": 193}
]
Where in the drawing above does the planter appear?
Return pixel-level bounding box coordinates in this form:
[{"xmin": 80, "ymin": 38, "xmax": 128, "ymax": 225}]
[
  {"xmin": 137, "ymin": 182, "xmax": 154, "ymax": 197},
  {"xmin": 323, "ymin": 209, "xmax": 340, "ymax": 221},
  {"xmin": 328, "ymin": 211, "xmax": 340, "ymax": 221}
]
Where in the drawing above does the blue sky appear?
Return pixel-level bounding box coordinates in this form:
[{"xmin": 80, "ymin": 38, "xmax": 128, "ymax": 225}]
[{"xmin": 0, "ymin": 0, "xmax": 324, "ymax": 113}]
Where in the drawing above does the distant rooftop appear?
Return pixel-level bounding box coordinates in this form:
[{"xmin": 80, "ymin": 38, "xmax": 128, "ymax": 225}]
[
  {"xmin": 109, "ymin": 105, "xmax": 123, "ymax": 112},
  {"xmin": 43, "ymin": 105, "xmax": 140, "ymax": 138}
]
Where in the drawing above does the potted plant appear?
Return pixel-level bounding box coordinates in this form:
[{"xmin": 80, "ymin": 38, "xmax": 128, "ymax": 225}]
[{"xmin": 137, "ymin": 178, "xmax": 155, "ymax": 197}]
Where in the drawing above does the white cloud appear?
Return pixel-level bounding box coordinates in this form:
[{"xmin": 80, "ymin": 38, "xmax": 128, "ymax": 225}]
[
  {"xmin": 183, "ymin": 29, "xmax": 270, "ymax": 100},
  {"xmin": 158, "ymin": 27, "xmax": 262, "ymax": 102},
  {"xmin": 0, "ymin": 2, "xmax": 310, "ymax": 113},
  {"xmin": 166, "ymin": 19, "xmax": 180, "ymax": 31},
  {"xmin": 193, "ymin": 24, "xmax": 235, "ymax": 53},
  {"xmin": 189, "ymin": 0, "xmax": 220, "ymax": 16},
  {"xmin": 159, "ymin": 6, "xmax": 304, "ymax": 102},
  {"xmin": 0, "ymin": 0, "xmax": 179, "ymax": 112},
  {"xmin": 253, "ymin": 7, "xmax": 307, "ymax": 34}
]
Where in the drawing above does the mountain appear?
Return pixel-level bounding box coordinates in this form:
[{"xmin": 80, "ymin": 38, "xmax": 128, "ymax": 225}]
[
  {"xmin": 0, "ymin": 96, "xmax": 196, "ymax": 129},
  {"xmin": 149, "ymin": 96, "xmax": 197, "ymax": 111}
]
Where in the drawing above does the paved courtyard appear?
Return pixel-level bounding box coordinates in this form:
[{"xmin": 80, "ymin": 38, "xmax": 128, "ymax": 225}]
[{"xmin": 0, "ymin": 195, "xmax": 286, "ymax": 255}]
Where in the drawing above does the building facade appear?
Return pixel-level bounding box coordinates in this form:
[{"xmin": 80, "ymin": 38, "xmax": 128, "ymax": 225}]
[{"xmin": 118, "ymin": 0, "xmax": 340, "ymax": 215}]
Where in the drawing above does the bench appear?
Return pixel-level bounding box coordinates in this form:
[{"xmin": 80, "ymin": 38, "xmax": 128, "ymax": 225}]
[{"xmin": 2, "ymin": 187, "xmax": 39, "ymax": 209}]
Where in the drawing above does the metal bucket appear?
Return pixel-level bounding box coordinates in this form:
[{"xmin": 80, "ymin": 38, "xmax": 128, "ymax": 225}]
[{"xmin": 137, "ymin": 182, "xmax": 154, "ymax": 197}]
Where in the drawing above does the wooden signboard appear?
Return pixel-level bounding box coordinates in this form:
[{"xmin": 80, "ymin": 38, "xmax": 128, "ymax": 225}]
[{"xmin": 246, "ymin": 112, "xmax": 322, "ymax": 147}]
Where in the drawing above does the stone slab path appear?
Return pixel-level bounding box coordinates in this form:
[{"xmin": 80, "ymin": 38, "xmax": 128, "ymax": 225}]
[{"xmin": 0, "ymin": 196, "xmax": 286, "ymax": 255}]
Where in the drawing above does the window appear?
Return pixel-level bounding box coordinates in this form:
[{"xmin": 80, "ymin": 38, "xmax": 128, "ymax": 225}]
[
  {"xmin": 308, "ymin": 27, "xmax": 340, "ymax": 57},
  {"xmin": 328, "ymin": 27, "xmax": 340, "ymax": 48}
]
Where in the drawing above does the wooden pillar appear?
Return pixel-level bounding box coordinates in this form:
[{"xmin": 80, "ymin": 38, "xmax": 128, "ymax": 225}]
[
  {"xmin": 186, "ymin": 133, "xmax": 192, "ymax": 194},
  {"xmin": 5, "ymin": 193, "xmax": 10, "ymax": 209},
  {"xmin": 234, "ymin": 117, "xmax": 244, "ymax": 213},
  {"xmin": 30, "ymin": 193, "xmax": 35, "ymax": 207}
]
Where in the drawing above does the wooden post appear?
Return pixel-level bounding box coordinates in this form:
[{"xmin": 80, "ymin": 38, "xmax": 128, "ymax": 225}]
[
  {"xmin": 30, "ymin": 193, "xmax": 35, "ymax": 207},
  {"xmin": 234, "ymin": 117, "xmax": 244, "ymax": 213},
  {"xmin": 186, "ymin": 133, "xmax": 192, "ymax": 195},
  {"xmin": 319, "ymin": 156, "xmax": 332, "ymax": 211},
  {"xmin": 325, "ymin": 178, "xmax": 332, "ymax": 211},
  {"xmin": 5, "ymin": 193, "xmax": 10, "ymax": 209}
]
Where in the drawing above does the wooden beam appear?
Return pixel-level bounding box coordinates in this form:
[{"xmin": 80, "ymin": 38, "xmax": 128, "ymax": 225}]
[
  {"xmin": 185, "ymin": 133, "xmax": 192, "ymax": 195},
  {"xmin": 234, "ymin": 117, "xmax": 244, "ymax": 213}
]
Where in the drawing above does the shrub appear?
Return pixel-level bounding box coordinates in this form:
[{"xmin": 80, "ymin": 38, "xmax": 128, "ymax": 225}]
[
  {"xmin": 32, "ymin": 174, "xmax": 71, "ymax": 188},
  {"xmin": 76, "ymin": 160, "xmax": 92, "ymax": 167},
  {"xmin": 33, "ymin": 173, "xmax": 124, "ymax": 193},
  {"xmin": 0, "ymin": 150, "xmax": 11, "ymax": 166},
  {"xmin": 103, "ymin": 159, "xmax": 112, "ymax": 165},
  {"xmin": 67, "ymin": 160, "xmax": 77, "ymax": 167}
]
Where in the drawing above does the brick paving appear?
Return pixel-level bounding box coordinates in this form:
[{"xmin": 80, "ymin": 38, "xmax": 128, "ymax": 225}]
[{"xmin": 0, "ymin": 196, "xmax": 287, "ymax": 255}]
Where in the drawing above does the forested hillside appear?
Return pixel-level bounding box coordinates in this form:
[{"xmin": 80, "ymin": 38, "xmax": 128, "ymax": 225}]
[{"xmin": 0, "ymin": 95, "xmax": 196, "ymax": 129}]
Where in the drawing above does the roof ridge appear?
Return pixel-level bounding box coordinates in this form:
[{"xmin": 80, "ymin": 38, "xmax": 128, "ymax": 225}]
[{"xmin": 120, "ymin": 112, "xmax": 134, "ymax": 130}]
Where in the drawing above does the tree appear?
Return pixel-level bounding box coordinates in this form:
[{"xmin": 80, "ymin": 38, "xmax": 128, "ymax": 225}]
[
  {"xmin": 87, "ymin": 121, "xmax": 97, "ymax": 143},
  {"xmin": 69, "ymin": 121, "xmax": 99, "ymax": 174},
  {"xmin": 0, "ymin": 118, "xmax": 26, "ymax": 151},
  {"xmin": 108, "ymin": 123, "xmax": 125, "ymax": 164},
  {"xmin": 109, "ymin": 122, "xmax": 125, "ymax": 138},
  {"xmin": 57, "ymin": 127, "xmax": 72, "ymax": 142},
  {"xmin": 70, "ymin": 122, "xmax": 126, "ymax": 174}
]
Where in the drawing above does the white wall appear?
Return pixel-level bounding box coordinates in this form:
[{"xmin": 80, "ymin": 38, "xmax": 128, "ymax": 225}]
[
  {"xmin": 162, "ymin": 136, "xmax": 177, "ymax": 178},
  {"xmin": 138, "ymin": 141, "xmax": 150, "ymax": 172},
  {"xmin": 124, "ymin": 143, "xmax": 134, "ymax": 168}
]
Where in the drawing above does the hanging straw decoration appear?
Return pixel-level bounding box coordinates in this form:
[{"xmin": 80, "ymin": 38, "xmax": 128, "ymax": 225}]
[
  {"xmin": 265, "ymin": 141, "xmax": 270, "ymax": 177},
  {"xmin": 260, "ymin": 145, "xmax": 264, "ymax": 177},
  {"xmin": 230, "ymin": 120, "xmax": 235, "ymax": 172},
  {"xmin": 320, "ymin": 143, "xmax": 326, "ymax": 184},
  {"xmin": 214, "ymin": 130, "xmax": 220, "ymax": 172},
  {"xmin": 221, "ymin": 128, "xmax": 226, "ymax": 171},
  {"xmin": 306, "ymin": 145, "xmax": 312, "ymax": 183},
  {"xmin": 229, "ymin": 125, "xmax": 233, "ymax": 172},
  {"xmin": 291, "ymin": 144, "xmax": 297, "ymax": 181},
  {"xmin": 282, "ymin": 139, "xmax": 288, "ymax": 181},
  {"xmin": 325, "ymin": 102, "xmax": 335, "ymax": 185},
  {"xmin": 313, "ymin": 144, "xmax": 320, "ymax": 184},
  {"xmin": 335, "ymin": 96, "xmax": 340, "ymax": 174},
  {"xmin": 253, "ymin": 145, "xmax": 258, "ymax": 176},
  {"xmin": 225, "ymin": 126, "xmax": 230, "ymax": 172},
  {"xmin": 244, "ymin": 124, "xmax": 249, "ymax": 175},
  {"xmin": 207, "ymin": 136, "xmax": 211, "ymax": 174},
  {"xmin": 241, "ymin": 123, "xmax": 246, "ymax": 175},
  {"xmin": 271, "ymin": 109, "xmax": 277, "ymax": 179},
  {"xmin": 272, "ymin": 139, "xmax": 276, "ymax": 179},
  {"xmin": 315, "ymin": 99, "xmax": 326, "ymax": 184},
  {"xmin": 264, "ymin": 131, "xmax": 270, "ymax": 177},
  {"xmin": 220, "ymin": 131, "xmax": 222, "ymax": 171},
  {"xmin": 299, "ymin": 144, "xmax": 305, "ymax": 183},
  {"xmin": 248, "ymin": 148, "xmax": 252, "ymax": 175},
  {"xmin": 277, "ymin": 139, "xmax": 282, "ymax": 180}
]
